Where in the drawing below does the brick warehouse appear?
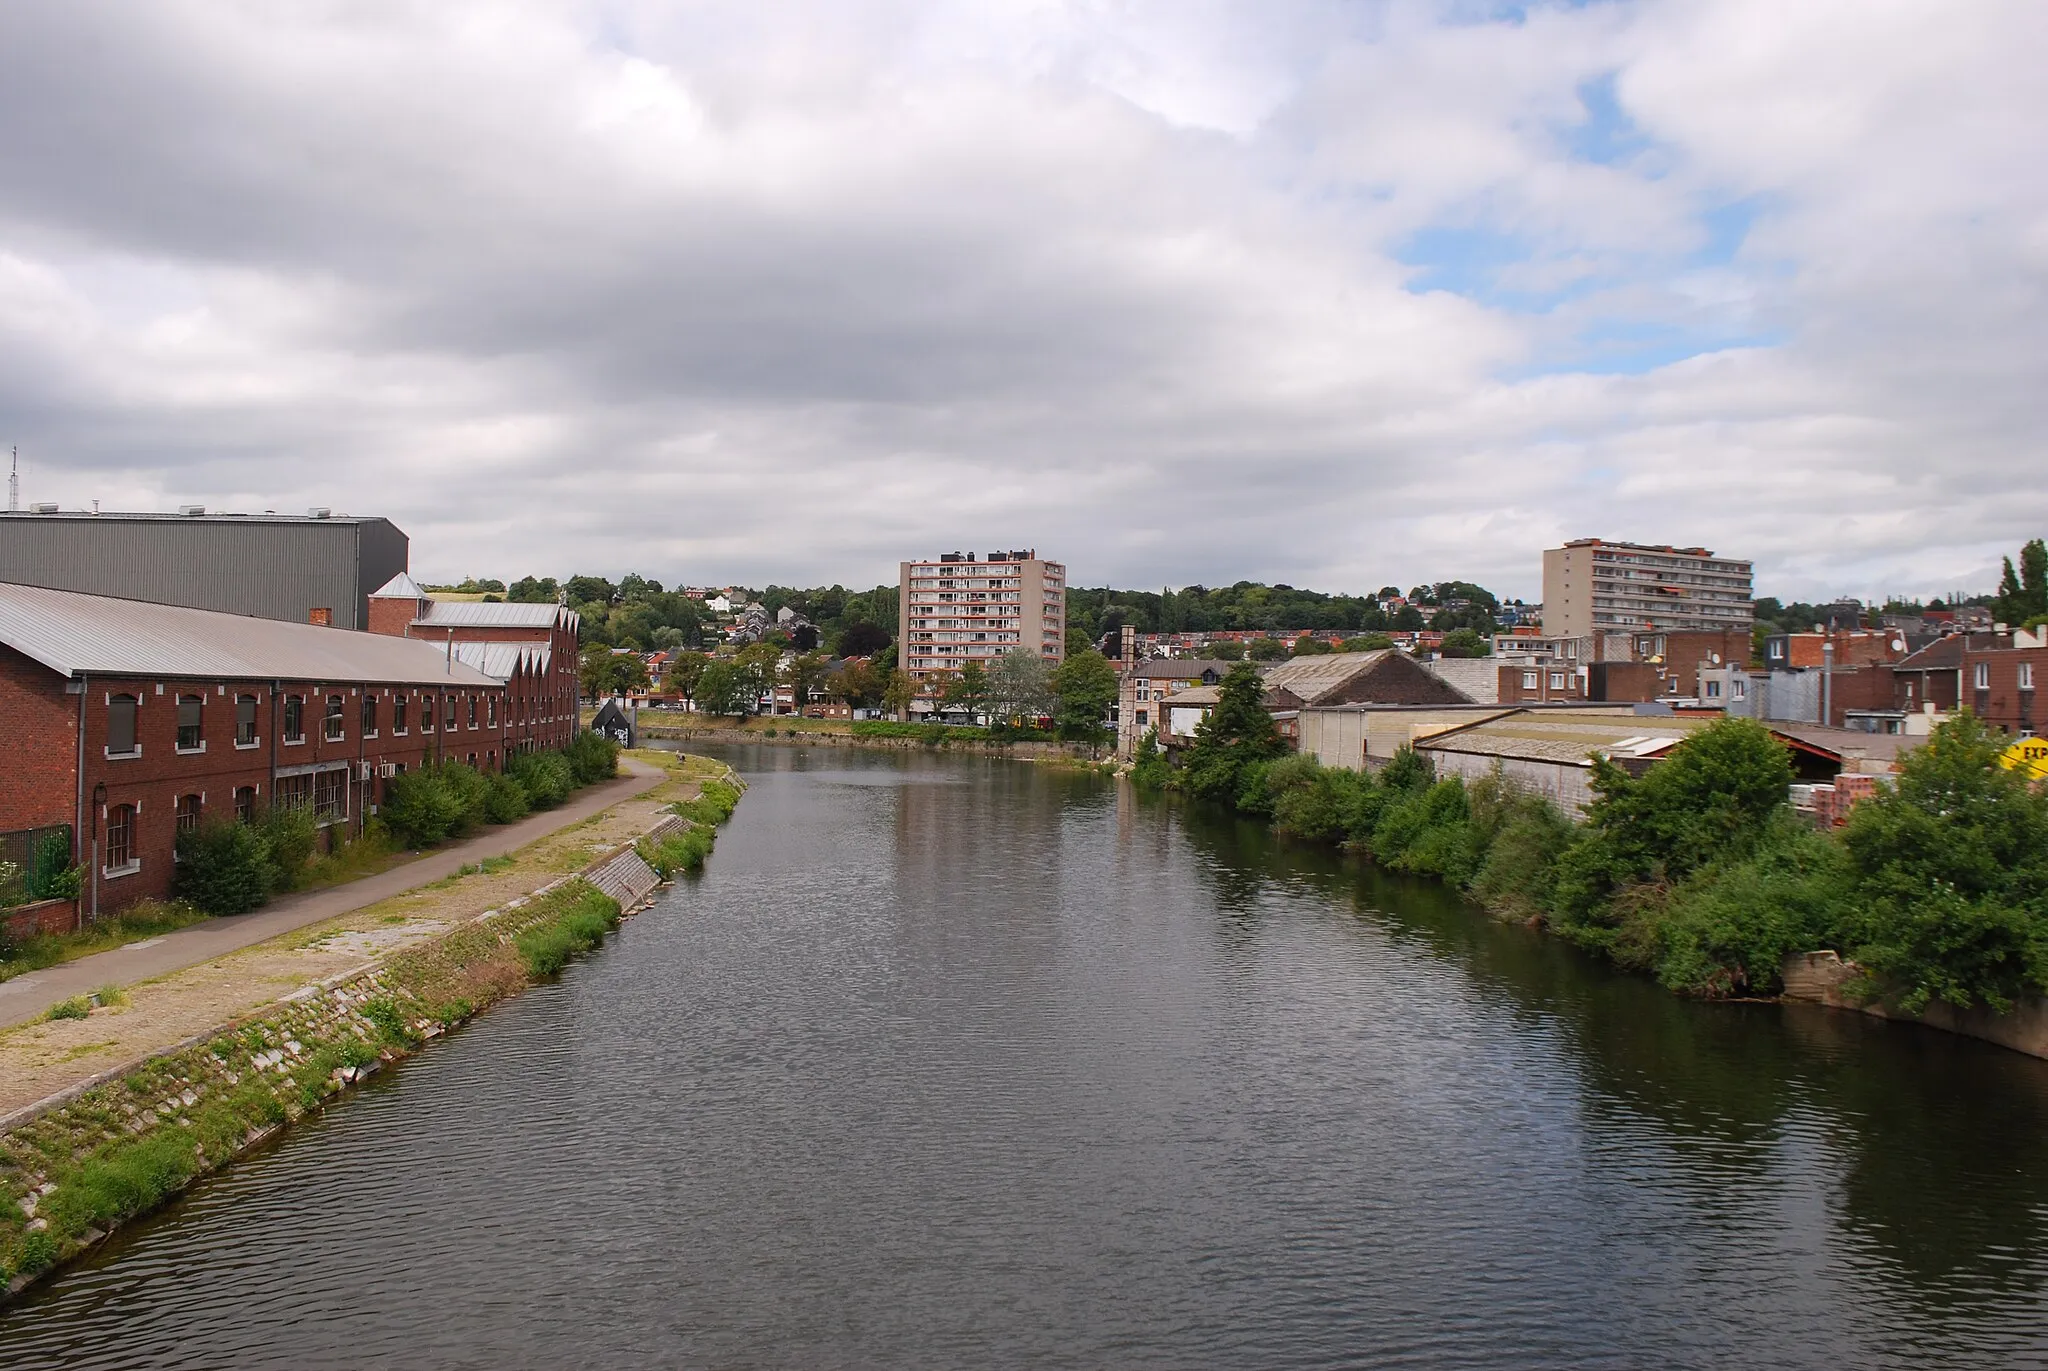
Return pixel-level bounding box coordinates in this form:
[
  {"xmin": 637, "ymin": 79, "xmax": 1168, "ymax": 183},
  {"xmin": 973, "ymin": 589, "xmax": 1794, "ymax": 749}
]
[
  {"xmin": 363, "ymin": 573, "xmax": 580, "ymax": 749},
  {"xmin": 0, "ymin": 581, "xmax": 571, "ymax": 918}
]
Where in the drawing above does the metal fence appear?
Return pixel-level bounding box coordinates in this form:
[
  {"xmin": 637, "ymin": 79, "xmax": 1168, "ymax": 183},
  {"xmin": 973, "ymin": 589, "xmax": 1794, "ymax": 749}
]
[{"xmin": 0, "ymin": 824, "xmax": 74, "ymax": 908}]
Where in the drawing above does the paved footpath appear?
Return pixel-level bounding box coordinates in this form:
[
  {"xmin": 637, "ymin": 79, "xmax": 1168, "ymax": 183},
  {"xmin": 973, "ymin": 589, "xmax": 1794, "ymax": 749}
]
[{"xmin": 0, "ymin": 759, "xmax": 664, "ymax": 1031}]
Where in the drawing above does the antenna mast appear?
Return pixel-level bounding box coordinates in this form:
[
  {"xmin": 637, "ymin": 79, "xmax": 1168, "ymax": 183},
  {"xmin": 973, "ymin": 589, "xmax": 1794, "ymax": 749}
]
[{"xmin": 7, "ymin": 447, "xmax": 16, "ymax": 513}]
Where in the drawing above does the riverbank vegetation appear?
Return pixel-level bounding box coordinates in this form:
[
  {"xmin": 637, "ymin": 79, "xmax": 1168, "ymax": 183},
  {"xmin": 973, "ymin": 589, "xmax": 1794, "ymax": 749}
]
[
  {"xmin": 1136, "ymin": 663, "xmax": 2048, "ymax": 1014},
  {"xmin": 0, "ymin": 876, "xmax": 630, "ymax": 1291},
  {"xmin": 169, "ymin": 735, "xmax": 620, "ymax": 919}
]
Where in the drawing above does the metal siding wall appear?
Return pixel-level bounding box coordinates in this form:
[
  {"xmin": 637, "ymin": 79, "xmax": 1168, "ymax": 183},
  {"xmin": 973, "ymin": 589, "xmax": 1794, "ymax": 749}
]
[
  {"xmin": 350, "ymin": 519, "xmax": 409, "ymax": 631},
  {"xmin": 0, "ymin": 517, "xmax": 393, "ymax": 629}
]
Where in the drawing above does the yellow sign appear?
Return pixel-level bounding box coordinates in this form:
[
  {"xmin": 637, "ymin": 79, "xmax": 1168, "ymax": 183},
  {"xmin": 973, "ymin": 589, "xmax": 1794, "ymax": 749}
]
[{"xmin": 2002, "ymin": 737, "xmax": 2048, "ymax": 780}]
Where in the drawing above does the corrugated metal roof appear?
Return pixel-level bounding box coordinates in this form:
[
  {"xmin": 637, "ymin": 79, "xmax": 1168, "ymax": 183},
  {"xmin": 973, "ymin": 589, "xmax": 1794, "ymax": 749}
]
[
  {"xmin": 416, "ymin": 601, "xmax": 571, "ymax": 630},
  {"xmin": 1423, "ymin": 657, "xmax": 1500, "ymax": 704},
  {"xmin": 1159, "ymin": 651, "xmax": 1406, "ymax": 709},
  {"xmin": 1418, "ymin": 709, "xmax": 1709, "ymax": 766},
  {"xmin": 371, "ymin": 572, "xmax": 427, "ymax": 599},
  {"xmin": 0, "ymin": 581, "xmax": 499, "ymax": 686},
  {"xmin": 450, "ymin": 641, "xmax": 553, "ymax": 681}
]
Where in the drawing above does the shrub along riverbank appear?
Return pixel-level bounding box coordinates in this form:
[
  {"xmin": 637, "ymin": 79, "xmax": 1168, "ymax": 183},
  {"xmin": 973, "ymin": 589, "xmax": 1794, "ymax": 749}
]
[
  {"xmin": 1136, "ymin": 662, "xmax": 2048, "ymax": 1014},
  {"xmin": 172, "ymin": 733, "xmax": 622, "ymax": 918}
]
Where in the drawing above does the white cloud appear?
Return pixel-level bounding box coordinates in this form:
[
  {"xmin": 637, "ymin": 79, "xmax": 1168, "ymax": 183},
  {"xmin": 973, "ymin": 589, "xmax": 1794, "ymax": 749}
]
[{"xmin": 0, "ymin": 0, "xmax": 2042, "ymax": 602}]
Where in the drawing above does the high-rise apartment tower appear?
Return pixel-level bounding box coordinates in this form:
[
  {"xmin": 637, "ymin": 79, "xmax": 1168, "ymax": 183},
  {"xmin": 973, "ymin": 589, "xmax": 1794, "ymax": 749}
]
[
  {"xmin": 899, "ymin": 550, "xmax": 1066, "ymax": 685},
  {"xmin": 1541, "ymin": 538, "xmax": 1754, "ymax": 636}
]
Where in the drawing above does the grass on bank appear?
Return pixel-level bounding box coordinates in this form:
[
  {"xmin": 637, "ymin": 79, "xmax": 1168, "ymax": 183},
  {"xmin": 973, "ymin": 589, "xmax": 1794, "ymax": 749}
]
[
  {"xmin": 0, "ymin": 899, "xmax": 213, "ymax": 986},
  {"xmin": 0, "ymin": 877, "xmax": 629, "ymax": 1286}
]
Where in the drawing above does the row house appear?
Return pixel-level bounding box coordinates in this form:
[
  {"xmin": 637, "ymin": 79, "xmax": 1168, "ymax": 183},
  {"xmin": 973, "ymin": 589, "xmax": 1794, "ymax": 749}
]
[
  {"xmin": 0, "ymin": 581, "xmax": 515, "ymax": 917},
  {"xmin": 366, "ymin": 574, "xmax": 580, "ymax": 753}
]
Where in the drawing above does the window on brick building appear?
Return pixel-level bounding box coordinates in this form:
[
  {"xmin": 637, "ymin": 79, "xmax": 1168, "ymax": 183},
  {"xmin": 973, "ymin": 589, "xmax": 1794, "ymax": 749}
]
[
  {"xmin": 1550, "ymin": 672, "xmax": 1566, "ymax": 690},
  {"xmin": 235, "ymin": 785, "xmax": 257, "ymax": 822},
  {"xmin": 314, "ymin": 768, "xmax": 346, "ymax": 823},
  {"xmin": 2023, "ymin": 663, "xmax": 2036, "ymax": 691},
  {"xmin": 361, "ymin": 693, "xmax": 378, "ymax": 737},
  {"xmin": 467, "ymin": 695, "xmax": 478, "ymax": 729},
  {"xmin": 445, "ymin": 694, "xmax": 457, "ymax": 730},
  {"xmin": 105, "ymin": 803, "xmax": 137, "ymax": 870},
  {"xmin": 393, "ymin": 695, "xmax": 409, "ymax": 733},
  {"xmin": 176, "ymin": 793, "xmax": 202, "ymax": 835},
  {"xmin": 487, "ymin": 696, "xmax": 497, "ymax": 728},
  {"xmin": 1522, "ymin": 671, "xmax": 1539, "ymax": 690},
  {"xmin": 236, "ymin": 695, "xmax": 258, "ymax": 747},
  {"xmin": 107, "ymin": 694, "xmax": 139, "ymax": 755},
  {"xmin": 284, "ymin": 695, "xmax": 305, "ymax": 743},
  {"xmin": 324, "ymin": 694, "xmax": 345, "ymax": 741},
  {"xmin": 421, "ymin": 695, "xmax": 434, "ymax": 732},
  {"xmin": 177, "ymin": 695, "xmax": 204, "ymax": 751},
  {"xmin": 1974, "ymin": 663, "xmax": 1990, "ymax": 690}
]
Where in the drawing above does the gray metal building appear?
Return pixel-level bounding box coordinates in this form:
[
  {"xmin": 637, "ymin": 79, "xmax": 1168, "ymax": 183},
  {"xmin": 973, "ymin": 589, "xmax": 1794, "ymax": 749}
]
[{"xmin": 0, "ymin": 509, "xmax": 408, "ymax": 631}]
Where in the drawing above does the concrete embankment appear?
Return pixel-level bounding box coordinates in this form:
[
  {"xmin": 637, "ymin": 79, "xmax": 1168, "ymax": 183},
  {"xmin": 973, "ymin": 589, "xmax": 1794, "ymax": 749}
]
[
  {"xmin": 0, "ymin": 771, "xmax": 738, "ymax": 1300},
  {"xmin": 1781, "ymin": 951, "xmax": 2048, "ymax": 1060}
]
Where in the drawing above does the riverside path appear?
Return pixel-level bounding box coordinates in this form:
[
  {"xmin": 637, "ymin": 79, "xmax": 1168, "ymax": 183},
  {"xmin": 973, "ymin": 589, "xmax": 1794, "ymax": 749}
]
[{"xmin": 0, "ymin": 759, "xmax": 664, "ymax": 1030}]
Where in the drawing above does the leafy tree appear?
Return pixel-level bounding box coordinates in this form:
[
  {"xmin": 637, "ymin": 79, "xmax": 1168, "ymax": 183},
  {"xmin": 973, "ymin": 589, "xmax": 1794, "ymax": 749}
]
[
  {"xmin": 695, "ymin": 660, "xmax": 752, "ymax": 715},
  {"xmin": 507, "ymin": 575, "xmax": 559, "ymax": 604},
  {"xmin": 1049, "ymin": 647, "xmax": 1118, "ymax": 743},
  {"xmin": 564, "ymin": 575, "xmax": 617, "ymax": 607},
  {"xmin": 1438, "ymin": 628, "xmax": 1490, "ymax": 658},
  {"xmin": 1180, "ymin": 662, "xmax": 1287, "ymax": 804},
  {"xmin": 883, "ymin": 668, "xmax": 917, "ymax": 719},
  {"xmin": 987, "ymin": 649, "xmax": 1054, "ymax": 724},
  {"xmin": 666, "ymin": 651, "xmax": 709, "ymax": 706},
  {"xmin": 1246, "ymin": 636, "xmax": 1288, "ymax": 661},
  {"xmin": 1994, "ymin": 538, "xmax": 2048, "ymax": 626},
  {"xmin": 1551, "ymin": 718, "xmax": 1794, "ymax": 943},
  {"xmin": 1344, "ymin": 634, "xmax": 1395, "ymax": 652},
  {"xmin": 1839, "ymin": 711, "xmax": 2048, "ymax": 1012},
  {"xmin": 1205, "ymin": 639, "xmax": 1246, "ymax": 661},
  {"xmin": 1289, "ymin": 637, "xmax": 1333, "ymax": 657},
  {"xmin": 836, "ymin": 621, "xmax": 892, "ymax": 657},
  {"xmin": 1392, "ymin": 605, "xmax": 1426, "ymax": 630},
  {"xmin": 828, "ymin": 658, "xmax": 885, "ymax": 710},
  {"xmin": 942, "ymin": 661, "xmax": 990, "ymax": 716},
  {"xmin": 786, "ymin": 652, "xmax": 830, "ymax": 710}
]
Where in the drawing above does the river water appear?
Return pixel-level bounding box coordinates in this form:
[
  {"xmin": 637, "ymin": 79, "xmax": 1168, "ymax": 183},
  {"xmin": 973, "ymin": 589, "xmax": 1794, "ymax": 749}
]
[{"xmin": 5, "ymin": 744, "xmax": 2048, "ymax": 1368}]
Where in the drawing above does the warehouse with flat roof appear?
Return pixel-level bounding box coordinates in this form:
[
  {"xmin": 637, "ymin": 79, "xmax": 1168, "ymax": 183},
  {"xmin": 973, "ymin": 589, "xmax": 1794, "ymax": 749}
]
[{"xmin": 0, "ymin": 507, "xmax": 408, "ymax": 631}]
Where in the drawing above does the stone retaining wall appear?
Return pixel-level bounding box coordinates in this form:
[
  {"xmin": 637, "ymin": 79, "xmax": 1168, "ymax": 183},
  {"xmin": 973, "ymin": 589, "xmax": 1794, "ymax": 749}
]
[
  {"xmin": 1781, "ymin": 950, "xmax": 2048, "ymax": 1060},
  {"xmin": 0, "ymin": 764, "xmax": 740, "ymax": 1297}
]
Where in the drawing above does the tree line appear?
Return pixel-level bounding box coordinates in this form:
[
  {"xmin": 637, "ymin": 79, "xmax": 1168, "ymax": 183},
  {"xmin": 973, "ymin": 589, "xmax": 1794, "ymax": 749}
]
[{"xmin": 1137, "ymin": 662, "xmax": 2048, "ymax": 1014}]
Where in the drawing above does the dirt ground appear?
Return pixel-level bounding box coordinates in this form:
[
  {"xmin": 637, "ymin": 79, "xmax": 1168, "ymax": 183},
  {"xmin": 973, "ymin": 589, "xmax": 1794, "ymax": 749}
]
[{"xmin": 0, "ymin": 752, "xmax": 729, "ymax": 1116}]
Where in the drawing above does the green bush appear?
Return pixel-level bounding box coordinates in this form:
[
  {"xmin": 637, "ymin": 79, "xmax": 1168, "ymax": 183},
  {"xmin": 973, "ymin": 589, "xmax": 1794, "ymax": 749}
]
[
  {"xmin": 255, "ymin": 803, "xmax": 319, "ymax": 892},
  {"xmin": 1129, "ymin": 729, "xmax": 1171, "ymax": 791},
  {"xmin": 565, "ymin": 730, "xmax": 620, "ymax": 784},
  {"xmin": 1654, "ymin": 814, "xmax": 1853, "ymax": 996},
  {"xmin": 483, "ymin": 770, "xmax": 531, "ymax": 824},
  {"xmin": 382, "ymin": 763, "xmax": 488, "ymax": 847},
  {"xmin": 508, "ymin": 751, "xmax": 575, "ymax": 809},
  {"xmin": 27, "ymin": 829, "xmax": 82, "ymax": 901},
  {"xmin": 515, "ymin": 884, "xmax": 622, "ymax": 976},
  {"xmin": 671, "ymin": 777, "xmax": 742, "ymax": 827},
  {"xmin": 42, "ymin": 1132, "xmax": 200, "ymax": 1237},
  {"xmin": 639, "ymin": 825, "xmax": 715, "ymax": 878},
  {"xmin": 174, "ymin": 817, "xmax": 273, "ymax": 915}
]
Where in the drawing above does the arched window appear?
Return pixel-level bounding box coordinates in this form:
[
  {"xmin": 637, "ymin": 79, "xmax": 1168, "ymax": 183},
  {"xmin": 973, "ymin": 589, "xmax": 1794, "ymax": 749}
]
[
  {"xmin": 105, "ymin": 803, "xmax": 137, "ymax": 869},
  {"xmin": 235, "ymin": 785, "xmax": 258, "ymax": 822},
  {"xmin": 283, "ymin": 695, "xmax": 305, "ymax": 743},
  {"xmin": 445, "ymin": 694, "xmax": 457, "ymax": 730},
  {"xmin": 324, "ymin": 694, "xmax": 345, "ymax": 741},
  {"xmin": 486, "ymin": 696, "xmax": 497, "ymax": 728},
  {"xmin": 177, "ymin": 695, "xmax": 204, "ymax": 751},
  {"xmin": 361, "ymin": 694, "xmax": 378, "ymax": 737},
  {"xmin": 393, "ymin": 695, "xmax": 409, "ymax": 733},
  {"xmin": 175, "ymin": 793, "xmax": 202, "ymax": 834},
  {"xmin": 236, "ymin": 694, "xmax": 259, "ymax": 747},
  {"xmin": 107, "ymin": 694, "xmax": 139, "ymax": 755},
  {"xmin": 467, "ymin": 695, "xmax": 478, "ymax": 729}
]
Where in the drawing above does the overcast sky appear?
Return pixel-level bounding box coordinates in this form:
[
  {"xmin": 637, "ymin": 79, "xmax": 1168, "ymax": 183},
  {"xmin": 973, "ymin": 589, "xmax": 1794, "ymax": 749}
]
[{"xmin": 2, "ymin": 2, "xmax": 2042, "ymax": 602}]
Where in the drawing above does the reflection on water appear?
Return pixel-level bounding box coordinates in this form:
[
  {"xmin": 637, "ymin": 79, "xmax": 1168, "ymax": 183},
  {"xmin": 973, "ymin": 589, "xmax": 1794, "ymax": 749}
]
[{"xmin": 4, "ymin": 744, "xmax": 2047, "ymax": 1369}]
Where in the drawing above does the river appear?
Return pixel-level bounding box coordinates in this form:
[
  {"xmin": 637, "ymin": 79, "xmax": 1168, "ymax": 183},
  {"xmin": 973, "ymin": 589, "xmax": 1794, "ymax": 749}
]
[{"xmin": 4, "ymin": 744, "xmax": 2048, "ymax": 1368}]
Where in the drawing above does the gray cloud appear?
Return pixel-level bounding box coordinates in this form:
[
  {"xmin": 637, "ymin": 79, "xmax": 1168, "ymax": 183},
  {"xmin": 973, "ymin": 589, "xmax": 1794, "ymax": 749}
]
[{"xmin": 1, "ymin": 0, "xmax": 2043, "ymax": 603}]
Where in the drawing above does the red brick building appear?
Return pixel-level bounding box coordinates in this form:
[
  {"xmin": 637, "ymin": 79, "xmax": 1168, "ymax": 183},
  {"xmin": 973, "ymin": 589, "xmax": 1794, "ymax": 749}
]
[
  {"xmin": 364, "ymin": 574, "xmax": 580, "ymax": 754},
  {"xmin": 1, "ymin": 581, "xmax": 520, "ymax": 917}
]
